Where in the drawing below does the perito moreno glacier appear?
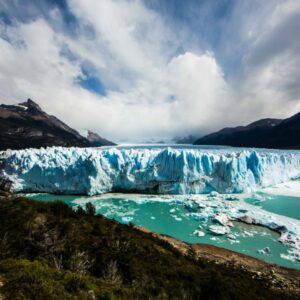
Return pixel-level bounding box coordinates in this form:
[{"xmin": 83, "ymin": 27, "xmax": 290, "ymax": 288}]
[{"xmin": 1, "ymin": 146, "xmax": 300, "ymax": 195}]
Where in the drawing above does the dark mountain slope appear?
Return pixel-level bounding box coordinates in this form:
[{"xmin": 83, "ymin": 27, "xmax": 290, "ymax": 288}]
[
  {"xmin": 194, "ymin": 114, "xmax": 300, "ymax": 149},
  {"xmin": 80, "ymin": 129, "xmax": 115, "ymax": 146},
  {"xmin": 0, "ymin": 99, "xmax": 114, "ymax": 150}
]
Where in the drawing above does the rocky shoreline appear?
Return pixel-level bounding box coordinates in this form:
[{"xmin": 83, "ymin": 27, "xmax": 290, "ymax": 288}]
[{"xmin": 138, "ymin": 226, "xmax": 300, "ymax": 296}]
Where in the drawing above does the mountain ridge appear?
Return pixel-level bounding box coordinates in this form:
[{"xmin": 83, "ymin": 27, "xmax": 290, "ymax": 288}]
[
  {"xmin": 194, "ymin": 112, "xmax": 300, "ymax": 149},
  {"xmin": 0, "ymin": 99, "xmax": 115, "ymax": 150}
]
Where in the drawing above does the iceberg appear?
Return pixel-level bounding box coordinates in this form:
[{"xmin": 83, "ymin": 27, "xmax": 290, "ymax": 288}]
[
  {"xmin": 209, "ymin": 225, "xmax": 231, "ymax": 235},
  {"xmin": 1, "ymin": 146, "xmax": 300, "ymax": 195},
  {"xmin": 212, "ymin": 213, "xmax": 233, "ymax": 227}
]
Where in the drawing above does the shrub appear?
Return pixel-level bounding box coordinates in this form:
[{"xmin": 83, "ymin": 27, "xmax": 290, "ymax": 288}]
[{"xmin": 85, "ymin": 202, "xmax": 96, "ymax": 216}]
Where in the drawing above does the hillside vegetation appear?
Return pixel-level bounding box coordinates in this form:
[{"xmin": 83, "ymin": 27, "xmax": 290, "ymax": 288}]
[{"xmin": 0, "ymin": 196, "xmax": 297, "ymax": 299}]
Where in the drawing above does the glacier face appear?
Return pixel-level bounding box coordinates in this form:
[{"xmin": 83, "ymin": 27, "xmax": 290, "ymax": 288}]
[{"xmin": 1, "ymin": 146, "xmax": 300, "ymax": 195}]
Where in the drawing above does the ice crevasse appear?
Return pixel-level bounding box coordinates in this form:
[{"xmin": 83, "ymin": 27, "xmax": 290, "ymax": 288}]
[{"xmin": 1, "ymin": 146, "xmax": 300, "ymax": 195}]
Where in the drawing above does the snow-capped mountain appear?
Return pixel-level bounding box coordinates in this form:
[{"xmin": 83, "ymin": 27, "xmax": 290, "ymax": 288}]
[{"xmin": 0, "ymin": 99, "xmax": 114, "ymax": 150}]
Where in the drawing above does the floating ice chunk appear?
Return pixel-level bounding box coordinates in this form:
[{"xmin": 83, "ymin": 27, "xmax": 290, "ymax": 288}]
[
  {"xmin": 208, "ymin": 191, "xmax": 220, "ymax": 198},
  {"xmin": 184, "ymin": 201, "xmax": 199, "ymax": 212},
  {"xmin": 212, "ymin": 213, "xmax": 233, "ymax": 227},
  {"xmin": 172, "ymin": 216, "xmax": 182, "ymax": 222},
  {"xmin": 238, "ymin": 215, "xmax": 253, "ymax": 224},
  {"xmin": 225, "ymin": 195, "xmax": 239, "ymax": 201},
  {"xmin": 121, "ymin": 216, "xmax": 133, "ymax": 223},
  {"xmin": 197, "ymin": 203, "xmax": 207, "ymax": 209},
  {"xmin": 243, "ymin": 231, "xmax": 254, "ymax": 237},
  {"xmin": 257, "ymin": 247, "xmax": 271, "ymax": 255},
  {"xmin": 227, "ymin": 234, "xmax": 236, "ymax": 240},
  {"xmin": 209, "ymin": 225, "xmax": 231, "ymax": 235},
  {"xmin": 193, "ymin": 230, "xmax": 205, "ymax": 237},
  {"xmin": 279, "ymin": 232, "xmax": 297, "ymax": 247}
]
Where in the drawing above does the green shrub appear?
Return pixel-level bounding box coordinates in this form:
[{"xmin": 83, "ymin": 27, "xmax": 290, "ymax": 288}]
[{"xmin": 0, "ymin": 197, "xmax": 296, "ymax": 300}]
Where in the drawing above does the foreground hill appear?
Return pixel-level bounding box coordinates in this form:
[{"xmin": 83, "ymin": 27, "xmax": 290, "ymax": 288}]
[
  {"xmin": 194, "ymin": 113, "xmax": 300, "ymax": 149},
  {"xmin": 0, "ymin": 195, "xmax": 299, "ymax": 299},
  {"xmin": 0, "ymin": 99, "xmax": 114, "ymax": 150}
]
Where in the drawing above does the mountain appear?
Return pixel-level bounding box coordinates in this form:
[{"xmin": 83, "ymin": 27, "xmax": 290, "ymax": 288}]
[
  {"xmin": 194, "ymin": 113, "xmax": 300, "ymax": 149},
  {"xmin": 0, "ymin": 99, "xmax": 115, "ymax": 150},
  {"xmin": 79, "ymin": 129, "xmax": 115, "ymax": 146},
  {"xmin": 174, "ymin": 134, "xmax": 198, "ymax": 144}
]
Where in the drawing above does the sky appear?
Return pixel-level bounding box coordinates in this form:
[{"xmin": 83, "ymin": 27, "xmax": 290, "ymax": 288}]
[{"xmin": 0, "ymin": 0, "xmax": 300, "ymax": 142}]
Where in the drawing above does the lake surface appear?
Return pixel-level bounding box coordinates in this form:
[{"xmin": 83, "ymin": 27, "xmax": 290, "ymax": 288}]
[
  {"xmin": 245, "ymin": 193, "xmax": 300, "ymax": 220},
  {"xmin": 26, "ymin": 192, "xmax": 300, "ymax": 270}
]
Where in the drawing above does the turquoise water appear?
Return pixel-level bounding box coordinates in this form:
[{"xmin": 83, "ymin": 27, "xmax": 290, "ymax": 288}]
[
  {"xmin": 26, "ymin": 193, "xmax": 300, "ymax": 270},
  {"xmin": 245, "ymin": 193, "xmax": 300, "ymax": 220}
]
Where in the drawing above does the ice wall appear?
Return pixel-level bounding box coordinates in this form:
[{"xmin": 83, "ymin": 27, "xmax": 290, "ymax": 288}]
[{"xmin": 1, "ymin": 146, "xmax": 300, "ymax": 195}]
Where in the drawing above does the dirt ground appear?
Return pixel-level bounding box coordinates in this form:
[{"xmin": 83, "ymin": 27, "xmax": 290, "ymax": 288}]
[{"xmin": 137, "ymin": 226, "xmax": 300, "ymax": 297}]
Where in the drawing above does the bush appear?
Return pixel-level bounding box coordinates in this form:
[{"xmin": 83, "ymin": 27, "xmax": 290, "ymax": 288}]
[
  {"xmin": 0, "ymin": 197, "xmax": 296, "ymax": 300},
  {"xmin": 85, "ymin": 202, "xmax": 96, "ymax": 216}
]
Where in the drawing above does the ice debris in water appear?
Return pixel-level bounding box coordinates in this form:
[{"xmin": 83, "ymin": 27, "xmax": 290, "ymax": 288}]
[
  {"xmin": 257, "ymin": 247, "xmax": 271, "ymax": 255},
  {"xmin": 2, "ymin": 146, "xmax": 300, "ymax": 264},
  {"xmin": 193, "ymin": 230, "xmax": 205, "ymax": 237},
  {"xmin": 212, "ymin": 213, "xmax": 233, "ymax": 227},
  {"xmin": 182, "ymin": 192, "xmax": 300, "ymax": 263},
  {"xmin": 209, "ymin": 225, "xmax": 231, "ymax": 235}
]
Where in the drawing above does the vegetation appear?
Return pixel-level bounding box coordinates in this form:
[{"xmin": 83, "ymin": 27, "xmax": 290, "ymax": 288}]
[{"xmin": 0, "ymin": 196, "xmax": 297, "ymax": 299}]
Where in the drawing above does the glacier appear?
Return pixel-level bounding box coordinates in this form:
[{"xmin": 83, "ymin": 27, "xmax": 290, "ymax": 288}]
[{"xmin": 1, "ymin": 146, "xmax": 300, "ymax": 195}]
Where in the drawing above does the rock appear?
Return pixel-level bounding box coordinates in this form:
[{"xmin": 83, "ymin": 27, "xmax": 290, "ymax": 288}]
[
  {"xmin": 0, "ymin": 179, "xmax": 13, "ymax": 192},
  {"xmin": 88, "ymin": 290, "xmax": 96, "ymax": 299}
]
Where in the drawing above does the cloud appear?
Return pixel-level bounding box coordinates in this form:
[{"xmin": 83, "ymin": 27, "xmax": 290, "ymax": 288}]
[
  {"xmin": 0, "ymin": 0, "xmax": 299, "ymax": 142},
  {"xmin": 236, "ymin": 0, "xmax": 300, "ymax": 119}
]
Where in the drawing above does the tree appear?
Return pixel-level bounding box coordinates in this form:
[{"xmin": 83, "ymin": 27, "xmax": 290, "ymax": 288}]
[{"xmin": 85, "ymin": 202, "xmax": 96, "ymax": 216}]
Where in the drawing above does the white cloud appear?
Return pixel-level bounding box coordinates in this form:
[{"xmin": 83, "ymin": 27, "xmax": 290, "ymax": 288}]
[
  {"xmin": 236, "ymin": 0, "xmax": 300, "ymax": 120},
  {"xmin": 0, "ymin": 0, "xmax": 299, "ymax": 142}
]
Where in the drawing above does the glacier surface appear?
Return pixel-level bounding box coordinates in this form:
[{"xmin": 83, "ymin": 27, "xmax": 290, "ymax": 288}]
[{"xmin": 1, "ymin": 146, "xmax": 300, "ymax": 195}]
